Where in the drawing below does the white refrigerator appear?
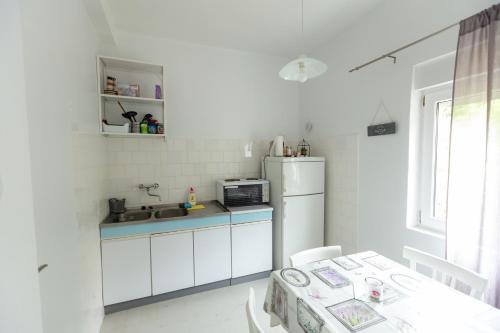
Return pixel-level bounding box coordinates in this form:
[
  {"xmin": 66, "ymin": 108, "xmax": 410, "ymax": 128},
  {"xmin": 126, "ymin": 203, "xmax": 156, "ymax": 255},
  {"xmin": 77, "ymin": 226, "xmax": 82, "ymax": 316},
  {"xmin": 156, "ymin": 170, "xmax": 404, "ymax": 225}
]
[{"xmin": 264, "ymin": 156, "xmax": 325, "ymax": 269}]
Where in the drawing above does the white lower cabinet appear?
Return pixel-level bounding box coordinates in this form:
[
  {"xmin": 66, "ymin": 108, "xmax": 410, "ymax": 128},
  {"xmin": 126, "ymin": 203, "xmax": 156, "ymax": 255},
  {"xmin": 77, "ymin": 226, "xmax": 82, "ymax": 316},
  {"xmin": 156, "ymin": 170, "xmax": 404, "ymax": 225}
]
[
  {"xmin": 101, "ymin": 236, "xmax": 152, "ymax": 305},
  {"xmin": 231, "ymin": 220, "xmax": 272, "ymax": 278},
  {"xmin": 193, "ymin": 226, "xmax": 231, "ymax": 286},
  {"xmin": 101, "ymin": 218, "xmax": 269, "ymax": 305},
  {"xmin": 151, "ymin": 231, "xmax": 194, "ymax": 295}
]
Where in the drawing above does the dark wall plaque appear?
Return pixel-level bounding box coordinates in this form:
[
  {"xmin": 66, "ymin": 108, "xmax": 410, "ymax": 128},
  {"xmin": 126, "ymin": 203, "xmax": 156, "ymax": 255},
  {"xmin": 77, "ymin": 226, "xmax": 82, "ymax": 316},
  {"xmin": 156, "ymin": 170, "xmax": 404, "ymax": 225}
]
[{"xmin": 367, "ymin": 122, "xmax": 396, "ymax": 136}]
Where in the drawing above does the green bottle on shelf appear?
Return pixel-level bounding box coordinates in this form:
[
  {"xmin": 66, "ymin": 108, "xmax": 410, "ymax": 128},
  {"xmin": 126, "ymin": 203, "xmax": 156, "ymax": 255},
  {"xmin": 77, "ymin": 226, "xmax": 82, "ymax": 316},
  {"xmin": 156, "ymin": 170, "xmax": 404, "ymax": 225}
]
[{"xmin": 140, "ymin": 121, "xmax": 148, "ymax": 134}]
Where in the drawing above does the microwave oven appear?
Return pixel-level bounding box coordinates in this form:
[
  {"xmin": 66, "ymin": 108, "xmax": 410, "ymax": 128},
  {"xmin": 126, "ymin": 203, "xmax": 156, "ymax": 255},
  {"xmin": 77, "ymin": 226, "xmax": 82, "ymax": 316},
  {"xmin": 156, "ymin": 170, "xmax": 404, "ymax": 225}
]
[{"xmin": 216, "ymin": 179, "xmax": 270, "ymax": 207}]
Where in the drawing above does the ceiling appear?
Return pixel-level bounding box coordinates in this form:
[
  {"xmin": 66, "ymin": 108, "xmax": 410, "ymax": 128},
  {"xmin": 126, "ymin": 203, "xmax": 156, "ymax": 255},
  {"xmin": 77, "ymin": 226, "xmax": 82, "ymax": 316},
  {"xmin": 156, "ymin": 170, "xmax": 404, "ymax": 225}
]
[{"xmin": 103, "ymin": 0, "xmax": 384, "ymax": 57}]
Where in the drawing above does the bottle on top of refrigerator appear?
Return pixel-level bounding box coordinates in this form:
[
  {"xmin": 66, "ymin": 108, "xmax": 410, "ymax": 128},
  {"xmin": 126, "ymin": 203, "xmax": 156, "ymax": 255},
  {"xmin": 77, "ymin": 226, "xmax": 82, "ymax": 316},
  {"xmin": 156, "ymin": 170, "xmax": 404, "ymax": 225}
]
[{"xmin": 188, "ymin": 187, "xmax": 197, "ymax": 206}]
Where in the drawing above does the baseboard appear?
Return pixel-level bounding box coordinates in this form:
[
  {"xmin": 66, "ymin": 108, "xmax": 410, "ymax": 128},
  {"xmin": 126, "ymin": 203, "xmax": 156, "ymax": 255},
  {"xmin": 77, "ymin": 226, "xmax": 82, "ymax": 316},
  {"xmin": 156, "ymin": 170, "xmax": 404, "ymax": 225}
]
[{"xmin": 104, "ymin": 271, "xmax": 272, "ymax": 314}]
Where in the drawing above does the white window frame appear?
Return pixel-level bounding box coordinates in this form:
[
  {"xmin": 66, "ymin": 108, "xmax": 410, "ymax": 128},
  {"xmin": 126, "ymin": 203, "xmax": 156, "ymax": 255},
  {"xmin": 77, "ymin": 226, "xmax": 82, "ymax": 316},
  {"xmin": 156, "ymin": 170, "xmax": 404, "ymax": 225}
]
[{"xmin": 416, "ymin": 85, "xmax": 452, "ymax": 233}]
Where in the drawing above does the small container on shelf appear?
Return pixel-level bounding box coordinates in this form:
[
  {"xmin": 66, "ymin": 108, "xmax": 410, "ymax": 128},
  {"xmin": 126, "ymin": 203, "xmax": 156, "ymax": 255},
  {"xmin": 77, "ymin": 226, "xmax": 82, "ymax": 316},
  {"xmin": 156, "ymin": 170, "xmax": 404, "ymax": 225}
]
[
  {"xmin": 104, "ymin": 76, "xmax": 117, "ymax": 95},
  {"xmin": 117, "ymin": 83, "xmax": 140, "ymax": 97},
  {"xmin": 148, "ymin": 122, "xmax": 158, "ymax": 134},
  {"xmin": 132, "ymin": 123, "xmax": 140, "ymax": 133},
  {"xmin": 157, "ymin": 123, "xmax": 164, "ymax": 134},
  {"xmin": 155, "ymin": 85, "xmax": 162, "ymax": 99},
  {"xmin": 102, "ymin": 122, "xmax": 130, "ymax": 134}
]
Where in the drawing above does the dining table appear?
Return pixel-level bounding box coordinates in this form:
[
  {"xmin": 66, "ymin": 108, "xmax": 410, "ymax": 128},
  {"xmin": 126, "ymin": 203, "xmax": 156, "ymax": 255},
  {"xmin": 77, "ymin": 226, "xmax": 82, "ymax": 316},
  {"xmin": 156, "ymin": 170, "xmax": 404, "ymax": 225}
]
[{"xmin": 264, "ymin": 251, "xmax": 500, "ymax": 332}]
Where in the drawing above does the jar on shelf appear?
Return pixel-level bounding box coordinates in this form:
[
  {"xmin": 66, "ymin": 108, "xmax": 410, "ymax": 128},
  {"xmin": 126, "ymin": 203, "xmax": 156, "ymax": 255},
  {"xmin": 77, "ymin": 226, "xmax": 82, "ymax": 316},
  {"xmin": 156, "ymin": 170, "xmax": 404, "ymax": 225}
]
[{"xmin": 157, "ymin": 123, "xmax": 164, "ymax": 134}]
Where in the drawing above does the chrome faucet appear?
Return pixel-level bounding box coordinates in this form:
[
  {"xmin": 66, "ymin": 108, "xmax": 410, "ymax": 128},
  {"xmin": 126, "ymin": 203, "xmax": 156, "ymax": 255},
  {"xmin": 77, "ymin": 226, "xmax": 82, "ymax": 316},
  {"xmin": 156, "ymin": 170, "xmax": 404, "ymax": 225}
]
[{"xmin": 139, "ymin": 183, "xmax": 162, "ymax": 202}]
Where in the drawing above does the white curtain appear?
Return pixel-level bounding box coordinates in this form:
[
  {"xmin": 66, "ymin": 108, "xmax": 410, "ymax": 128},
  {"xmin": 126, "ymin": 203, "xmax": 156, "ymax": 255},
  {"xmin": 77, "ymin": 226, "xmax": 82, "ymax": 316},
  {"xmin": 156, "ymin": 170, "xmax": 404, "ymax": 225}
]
[{"xmin": 447, "ymin": 5, "xmax": 500, "ymax": 307}]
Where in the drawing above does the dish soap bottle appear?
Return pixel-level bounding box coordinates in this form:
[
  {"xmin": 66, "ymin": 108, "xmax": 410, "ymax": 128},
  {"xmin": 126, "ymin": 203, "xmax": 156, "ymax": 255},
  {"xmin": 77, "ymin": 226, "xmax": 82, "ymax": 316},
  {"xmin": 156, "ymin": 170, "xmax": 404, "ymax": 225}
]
[
  {"xmin": 188, "ymin": 187, "xmax": 197, "ymax": 206},
  {"xmin": 140, "ymin": 120, "xmax": 148, "ymax": 134}
]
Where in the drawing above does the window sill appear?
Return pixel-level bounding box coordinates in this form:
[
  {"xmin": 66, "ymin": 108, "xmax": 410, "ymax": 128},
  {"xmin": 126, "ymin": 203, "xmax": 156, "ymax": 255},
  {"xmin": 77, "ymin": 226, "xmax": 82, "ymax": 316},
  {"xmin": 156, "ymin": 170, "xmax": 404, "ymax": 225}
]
[{"xmin": 407, "ymin": 225, "xmax": 446, "ymax": 240}]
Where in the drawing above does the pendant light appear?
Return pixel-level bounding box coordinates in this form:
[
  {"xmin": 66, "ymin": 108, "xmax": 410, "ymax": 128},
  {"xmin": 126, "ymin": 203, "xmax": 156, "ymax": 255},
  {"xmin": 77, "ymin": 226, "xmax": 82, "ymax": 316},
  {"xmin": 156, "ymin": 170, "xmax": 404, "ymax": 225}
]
[{"xmin": 279, "ymin": 0, "xmax": 327, "ymax": 83}]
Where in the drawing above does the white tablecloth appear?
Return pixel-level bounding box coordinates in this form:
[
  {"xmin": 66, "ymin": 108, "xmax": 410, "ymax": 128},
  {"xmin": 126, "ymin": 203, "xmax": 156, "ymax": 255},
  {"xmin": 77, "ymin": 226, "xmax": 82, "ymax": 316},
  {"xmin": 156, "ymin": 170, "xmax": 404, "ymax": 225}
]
[{"xmin": 264, "ymin": 251, "xmax": 500, "ymax": 332}]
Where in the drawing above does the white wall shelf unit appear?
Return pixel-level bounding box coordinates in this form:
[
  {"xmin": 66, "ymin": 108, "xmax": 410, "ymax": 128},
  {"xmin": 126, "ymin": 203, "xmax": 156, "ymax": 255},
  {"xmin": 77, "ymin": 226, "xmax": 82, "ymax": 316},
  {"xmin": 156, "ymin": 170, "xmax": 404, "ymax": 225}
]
[
  {"xmin": 101, "ymin": 132, "xmax": 166, "ymax": 138},
  {"xmin": 97, "ymin": 55, "xmax": 166, "ymax": 139},
  {"xmin": 99, "ymin": 94, "xmax": 165, "ymax": 105}
]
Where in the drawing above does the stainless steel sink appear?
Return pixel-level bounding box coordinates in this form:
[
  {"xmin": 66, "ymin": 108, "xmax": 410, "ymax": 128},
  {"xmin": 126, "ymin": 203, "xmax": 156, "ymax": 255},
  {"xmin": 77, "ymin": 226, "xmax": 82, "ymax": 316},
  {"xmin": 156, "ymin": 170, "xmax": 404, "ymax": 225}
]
[
  {"xmin": 154, "ymin": 208, "xmax": 188, "ymax": 219},
  {"xmin": 105, "ymin": 205, "xmax": 190, "ymax": 224},
  {"xmin": 113, "ymin": 211, "xmax": 152, "ymax": 223}
]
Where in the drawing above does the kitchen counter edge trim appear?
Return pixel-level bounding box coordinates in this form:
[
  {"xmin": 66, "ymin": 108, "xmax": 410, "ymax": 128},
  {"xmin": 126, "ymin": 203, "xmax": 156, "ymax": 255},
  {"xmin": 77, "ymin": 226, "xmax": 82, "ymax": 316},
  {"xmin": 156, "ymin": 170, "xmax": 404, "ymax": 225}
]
[{"xmin": 100, "ymin": 214, "xmax": 231, "ymax": 240}]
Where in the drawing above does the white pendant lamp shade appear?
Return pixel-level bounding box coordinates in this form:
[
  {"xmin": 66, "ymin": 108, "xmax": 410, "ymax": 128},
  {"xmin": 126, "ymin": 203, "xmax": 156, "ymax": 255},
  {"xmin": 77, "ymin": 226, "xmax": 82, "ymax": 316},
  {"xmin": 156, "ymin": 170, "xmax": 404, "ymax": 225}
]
[
  {"xmin": 279, "ymin": 55, "xmax": 328, "ymax": 83},
  {"xmin": 280, "ymin": 0, "xmax": 327, "ymax": 83}
]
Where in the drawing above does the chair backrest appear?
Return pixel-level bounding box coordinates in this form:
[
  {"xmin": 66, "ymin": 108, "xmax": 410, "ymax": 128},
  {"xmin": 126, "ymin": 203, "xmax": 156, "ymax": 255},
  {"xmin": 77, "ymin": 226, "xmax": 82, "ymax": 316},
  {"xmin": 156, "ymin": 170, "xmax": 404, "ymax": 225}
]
[
  {"xmin": 402, "ymin": 246, "xmax": 488, "ymax": 300},
  {"xmin": 246, "ymin": 287, "xmax": 264, "ymax": 333},
  {"xmin": 289, "ymin": 245, "xmax": 342, "ymax": 267}
]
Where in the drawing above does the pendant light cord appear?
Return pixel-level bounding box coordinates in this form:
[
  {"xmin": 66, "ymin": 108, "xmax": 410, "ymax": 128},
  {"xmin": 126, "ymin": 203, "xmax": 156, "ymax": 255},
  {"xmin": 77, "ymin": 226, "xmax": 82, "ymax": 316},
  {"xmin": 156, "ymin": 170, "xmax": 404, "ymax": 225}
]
[{"xmin": 301, "ymin": 0, "xmax": 304, "ymax": 33}]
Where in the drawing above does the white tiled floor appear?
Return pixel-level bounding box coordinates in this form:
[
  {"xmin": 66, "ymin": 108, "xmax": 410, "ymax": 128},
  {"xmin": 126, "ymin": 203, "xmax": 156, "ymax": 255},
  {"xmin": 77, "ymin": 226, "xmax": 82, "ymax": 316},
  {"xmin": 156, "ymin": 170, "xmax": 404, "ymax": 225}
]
[{"xmin": 100, "ymin": 278, "xmax": 284, "ymax": 333}]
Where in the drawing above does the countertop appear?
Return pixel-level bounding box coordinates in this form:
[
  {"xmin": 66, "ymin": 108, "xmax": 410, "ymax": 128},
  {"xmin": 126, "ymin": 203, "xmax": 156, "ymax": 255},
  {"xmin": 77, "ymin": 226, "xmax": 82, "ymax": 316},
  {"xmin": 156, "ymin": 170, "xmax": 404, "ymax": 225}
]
[
  {"xmin": 100, "ymin": 201, "xmax": 275, "ymax": 239},
  {"xmin": 100, "ymin": 200, "xmax": 229, "ymax": 230}
]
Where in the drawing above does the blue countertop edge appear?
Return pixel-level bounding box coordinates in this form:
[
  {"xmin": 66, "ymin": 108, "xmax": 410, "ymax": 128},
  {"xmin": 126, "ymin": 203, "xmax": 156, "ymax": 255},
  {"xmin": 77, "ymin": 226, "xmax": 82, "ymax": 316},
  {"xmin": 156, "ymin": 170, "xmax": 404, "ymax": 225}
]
[
  {"xmin": 230, "ymin": 210, "xmax": 273, "ymax": 224},
  {"xmin": 101, "ymin": 214, "xmax": 231, "ymax": 240}
]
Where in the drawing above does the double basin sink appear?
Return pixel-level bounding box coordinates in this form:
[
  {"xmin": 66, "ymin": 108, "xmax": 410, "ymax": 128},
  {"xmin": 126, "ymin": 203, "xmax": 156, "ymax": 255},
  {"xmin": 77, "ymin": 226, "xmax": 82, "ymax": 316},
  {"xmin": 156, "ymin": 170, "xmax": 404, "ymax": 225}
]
[{"xmin": 109, "ymin": 206, "xmax": 188, "ymax": 224}]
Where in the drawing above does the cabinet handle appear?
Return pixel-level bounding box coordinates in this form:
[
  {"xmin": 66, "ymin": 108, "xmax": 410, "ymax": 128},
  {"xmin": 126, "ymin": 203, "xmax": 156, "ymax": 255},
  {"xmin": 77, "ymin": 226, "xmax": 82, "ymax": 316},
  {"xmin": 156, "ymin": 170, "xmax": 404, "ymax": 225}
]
[
  {"xmin": 102, "ymin": 234, "xmax": 149, "ymax": 242},
  {"xmin": 231, "ymin": 220, "xmax": 271, "ymax": 228},
  {"xmin": 151, "ymin": 229, "xmax": 193, "ymax": 237},
  {"xmin": 195, "ymin": 225, "xmax": 229, "ymax": 232},
  {"xmin": 38, "ymin": 264, "xmax": 48, "ymax": 273}
]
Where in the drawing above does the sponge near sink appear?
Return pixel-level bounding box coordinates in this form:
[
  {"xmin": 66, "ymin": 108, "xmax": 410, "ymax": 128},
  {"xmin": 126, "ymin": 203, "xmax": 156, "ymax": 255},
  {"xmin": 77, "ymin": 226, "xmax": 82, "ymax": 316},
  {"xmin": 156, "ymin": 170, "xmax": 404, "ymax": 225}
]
[{"xmin": 187, "ymin": 204, "xmax": 205, "ymax": 211}]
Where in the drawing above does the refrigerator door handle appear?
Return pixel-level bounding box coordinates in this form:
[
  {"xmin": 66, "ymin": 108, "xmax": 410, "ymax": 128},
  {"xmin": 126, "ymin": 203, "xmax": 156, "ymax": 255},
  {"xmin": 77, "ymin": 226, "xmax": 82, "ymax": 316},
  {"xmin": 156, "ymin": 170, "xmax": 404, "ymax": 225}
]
[
  {"xmin": 283, "ymin": 200, "xmax": 286, "ymax": 219},
  {"xmin": 283, "ymin": 173, "xmax": 287, "ymax": 194}
]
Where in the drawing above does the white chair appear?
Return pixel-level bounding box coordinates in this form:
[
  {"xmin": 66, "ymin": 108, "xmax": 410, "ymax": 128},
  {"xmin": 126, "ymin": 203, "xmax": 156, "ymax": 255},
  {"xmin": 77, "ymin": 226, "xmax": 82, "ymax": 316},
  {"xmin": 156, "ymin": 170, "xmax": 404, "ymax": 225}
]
[
  {"xmin": 246, "ymin": 287, "xmax": 264, "ymax": 333},
  {"xmin": 403, "ymin": 246, "xmax": 488, "ymax": 300},
  {"xmin": 289, "ymin": 245, "xmax": 342, "ymax": 267}
]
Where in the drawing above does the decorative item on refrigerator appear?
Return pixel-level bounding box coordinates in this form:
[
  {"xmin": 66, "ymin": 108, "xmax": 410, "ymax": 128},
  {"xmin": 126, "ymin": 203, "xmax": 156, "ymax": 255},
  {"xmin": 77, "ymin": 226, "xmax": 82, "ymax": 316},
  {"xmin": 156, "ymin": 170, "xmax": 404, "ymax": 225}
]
[{"xmin": 270, "ymin": 136, "xmax": 284, "ymax": 157}]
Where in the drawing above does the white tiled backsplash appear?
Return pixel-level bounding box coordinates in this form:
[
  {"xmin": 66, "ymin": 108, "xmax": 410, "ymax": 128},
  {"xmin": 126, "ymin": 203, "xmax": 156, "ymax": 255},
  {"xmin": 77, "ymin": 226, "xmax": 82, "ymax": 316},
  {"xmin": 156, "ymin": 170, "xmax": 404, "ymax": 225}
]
[{"xmin": 105, "ymin": 137, "xmax": 270, "ymax": 206}]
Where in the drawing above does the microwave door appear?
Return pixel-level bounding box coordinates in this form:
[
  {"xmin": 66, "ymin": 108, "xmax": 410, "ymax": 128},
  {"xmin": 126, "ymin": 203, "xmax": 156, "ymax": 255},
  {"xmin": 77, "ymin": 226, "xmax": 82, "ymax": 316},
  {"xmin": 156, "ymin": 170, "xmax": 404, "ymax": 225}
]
[{"xmin": 224, "ymin": 185, "xmax": 262, "ymax": 206}]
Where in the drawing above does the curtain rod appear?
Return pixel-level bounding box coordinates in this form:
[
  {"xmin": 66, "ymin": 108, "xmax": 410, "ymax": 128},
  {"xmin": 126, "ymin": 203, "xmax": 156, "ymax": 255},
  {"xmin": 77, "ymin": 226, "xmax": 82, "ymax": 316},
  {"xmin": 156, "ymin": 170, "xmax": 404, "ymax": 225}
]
[{"xmin": 348, "ymin": 21, "xmax": 459, "ymax": 73}]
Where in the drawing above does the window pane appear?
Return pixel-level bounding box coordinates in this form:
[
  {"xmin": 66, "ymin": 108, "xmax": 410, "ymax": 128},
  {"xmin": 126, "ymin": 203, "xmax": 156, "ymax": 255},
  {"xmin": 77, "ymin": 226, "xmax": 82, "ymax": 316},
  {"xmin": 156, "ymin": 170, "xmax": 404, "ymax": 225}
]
[{"xmin": 432, "ymin": 100, "xmax": 452, "ymax": 221}]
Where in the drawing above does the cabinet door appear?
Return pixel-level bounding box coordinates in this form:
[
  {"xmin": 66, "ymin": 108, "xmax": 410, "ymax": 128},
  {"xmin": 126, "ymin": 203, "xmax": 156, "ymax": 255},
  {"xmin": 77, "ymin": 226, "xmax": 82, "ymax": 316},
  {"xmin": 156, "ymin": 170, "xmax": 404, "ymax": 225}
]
[
  {"xmin": 231, "ymin": 221, "xmax": 272, "ymax": 278},
  {"xmin": 193, "ymin": 226, "xmax": 231, "ymax": 286},
  {"xmin": 282, "ymin": 194, "xmax": 324, "ymax": 267},
  {"xmin": 101, "ymin": 236, "xmax": 151, "ymax": 305},
  {"xmin": 151, "ymin": 231, "xmax": 194, "ymax": 295}
]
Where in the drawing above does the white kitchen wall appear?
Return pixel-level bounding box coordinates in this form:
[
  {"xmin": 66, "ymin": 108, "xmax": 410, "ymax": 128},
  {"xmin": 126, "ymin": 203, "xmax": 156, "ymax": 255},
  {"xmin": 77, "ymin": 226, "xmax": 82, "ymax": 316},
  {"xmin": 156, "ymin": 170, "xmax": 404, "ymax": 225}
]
[
  {"xmin": 19, "ymin": 0, "xmax": 105, "ymax": 332},
  {"xmin": 312, "ymin": 136, "xmax": 359, "ymax": 255},
  {"xmin": 100, "ymin": 31, "xmax": 301, "ymax": 140},
  {"xmin": 16, "ymin": 11, "xmax": 301, "ymax": 331},
  {"xmin": 72, "ymin": 132, "xmax": 108, "ymax": 330},
  {"xmin": 99, "ymin": 31, "xmax": 302, "ymax": 206},
  {"xmin": 0, "ymin": 1, "xmax": 43, "ymax": 331},
  {"xmin": 105, "ymin": 137, "xmax": 268, "ymax": 206},
  {"xmin": 300, "ymin": 0, "xmax": 497, "ymax": 262}
]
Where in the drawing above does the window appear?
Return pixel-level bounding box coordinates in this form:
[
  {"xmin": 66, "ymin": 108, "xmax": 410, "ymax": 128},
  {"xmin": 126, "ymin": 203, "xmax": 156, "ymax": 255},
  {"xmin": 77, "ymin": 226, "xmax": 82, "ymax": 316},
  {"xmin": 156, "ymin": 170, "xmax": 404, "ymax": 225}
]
[
  {"xmin": 432, "ymin": 99, "xmax": 452, "ymax": 222},
  {"xmin": 416, "ymin": 86, "xmax": 453, "ymax": 232}
]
